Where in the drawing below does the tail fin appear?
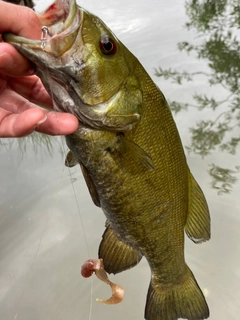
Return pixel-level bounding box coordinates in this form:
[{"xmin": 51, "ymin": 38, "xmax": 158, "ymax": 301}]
[{"xmin": 145, "ymin": 267, "xmax": 209, "ymax": 320}]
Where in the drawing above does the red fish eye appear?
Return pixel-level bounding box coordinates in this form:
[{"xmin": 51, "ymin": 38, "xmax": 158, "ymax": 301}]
[{"xmin": 100, "ymin": 37, "xmax": 117, "ymax": 55}]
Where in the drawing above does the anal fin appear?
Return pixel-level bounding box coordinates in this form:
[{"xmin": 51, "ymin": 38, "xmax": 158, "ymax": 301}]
[
  {"xmin": 185, "ymin": 170, "xmax": 210, "ymax": 243},
  {"xmin": 99, "ymin": 223, "xmax": 142, "ymax": 274}
]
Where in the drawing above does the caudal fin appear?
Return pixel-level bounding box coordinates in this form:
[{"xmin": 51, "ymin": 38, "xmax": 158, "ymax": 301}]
[{"xmin": 145, "ymin": 266, "xmax": 209, "ymax": 320}]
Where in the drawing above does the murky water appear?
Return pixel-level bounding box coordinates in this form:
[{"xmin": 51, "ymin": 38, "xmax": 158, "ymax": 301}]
[{"xmin": 0, "ymin": 0, "xmax": 240, "ymax": 319}]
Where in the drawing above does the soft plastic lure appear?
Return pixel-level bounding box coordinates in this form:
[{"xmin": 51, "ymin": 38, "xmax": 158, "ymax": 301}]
[{"xmin": 81, "ymin": 259, "xmax": 124, "ymax": 304}]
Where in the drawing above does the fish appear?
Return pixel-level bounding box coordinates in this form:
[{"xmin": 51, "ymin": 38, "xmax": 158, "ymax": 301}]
[{"xmin": 3, "ymin": 1, "xmax": 211, "ymax": 319}]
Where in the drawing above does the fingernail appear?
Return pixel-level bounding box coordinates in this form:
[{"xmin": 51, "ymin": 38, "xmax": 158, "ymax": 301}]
[{"xmin": 36, "ymin": 115, "xmax": 47, "ymax": 125}]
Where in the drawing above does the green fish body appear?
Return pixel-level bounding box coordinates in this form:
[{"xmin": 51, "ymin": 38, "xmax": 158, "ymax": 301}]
[{"xmin": 4, "ymin": 1, "xmax": 210, "ymax": 319}]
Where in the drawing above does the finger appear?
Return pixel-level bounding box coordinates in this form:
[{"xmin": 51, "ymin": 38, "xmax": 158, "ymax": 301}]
[
  {"xmin": 0, "ymin": 87, "xmax": 44, "ymax": 114},
  {"xmin": 0, "ymin": 87, "xmax": 79, "ymax": 136},
  {"xmin": 0, "ymin": 2, "xmax": 42, "ymax": 76},
  {"xmin": 35, "ymin": 112, "xmax": 79, "ymax": 136},
  {"xmin": 7, "ymin": 75, "xmax": 53, "ymax": 108},
  {"xmin": 0, "ymin": 107, "xmax": 46, "ymax": 137},
  {"xmin": 0, "ymin": 2, "xmax": 42, "ymax": 39},
  {"xmin": 0, "ymin": 43, "xmax": 34, "ymax": 76}
]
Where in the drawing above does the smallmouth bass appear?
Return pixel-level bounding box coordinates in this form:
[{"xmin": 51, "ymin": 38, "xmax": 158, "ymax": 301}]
[{"xmin": 3, "ymin": 1, "xmax": 211, "ymax": 319}]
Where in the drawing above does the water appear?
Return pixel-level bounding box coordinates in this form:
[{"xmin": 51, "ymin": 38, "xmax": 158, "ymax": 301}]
[{"xmin": 0, "ymin": 0, "xmax": 240, "ymax": 319}]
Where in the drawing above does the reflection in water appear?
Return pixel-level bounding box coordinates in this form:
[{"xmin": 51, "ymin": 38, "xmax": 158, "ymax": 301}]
[
  {"xmin": 0, "ymin": 132, "xmax": 63, "ymax": 159},
  {"xmin": 0, "ymin": 132, "xmax": 52, "ymax": 155},
  {"xmin": 1, "ymin": 2, "xmax": 240, "ymax": 320},
  {"xmin": 209, "ymin": 164, "xmax": 240, "ymax": 194},
  {"xmin": 155, "ymin": 0, "xmax": 240, "ymax": 193}
]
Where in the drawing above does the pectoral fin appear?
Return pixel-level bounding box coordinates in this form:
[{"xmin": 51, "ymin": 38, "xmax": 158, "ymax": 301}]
[
  {"xmin": 99, "ymin": 223, "xmax": 142, "ymax": 274},
  {"xmin": 185, "ymin": 171, "xmax": 210, "ymax": 243},
  {"xmin": 120, "ymin": 135, "xmax": 154, "ymax": 170}
]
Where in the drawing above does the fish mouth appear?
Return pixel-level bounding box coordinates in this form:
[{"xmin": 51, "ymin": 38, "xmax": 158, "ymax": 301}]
[
  {"xmin": 2, "ymin": 0, "xmax": 89, "ymax": 122},
  {"xmin": 3, "ymin": 0, "xmax": 82, "ymax": 57},
  {"xmin": 3, "ymin": 0, "xmax": 135, "ymax": 131}
]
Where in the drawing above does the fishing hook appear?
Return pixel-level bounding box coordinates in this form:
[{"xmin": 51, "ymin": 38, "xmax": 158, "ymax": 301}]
[{"xmin": 40, "ymin": 26, "xmax": 49, "ymax": 50}]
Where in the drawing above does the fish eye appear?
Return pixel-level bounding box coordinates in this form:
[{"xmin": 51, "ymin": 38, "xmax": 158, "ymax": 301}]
[{"xmin": 100, "ymin": 36, "xmax": 117, "ymax": 55}]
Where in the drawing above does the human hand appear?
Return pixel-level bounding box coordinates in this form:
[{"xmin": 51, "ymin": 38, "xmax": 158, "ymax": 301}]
[{"xmin": 0, "ymin": 1, "xmax": 79, "ymax": 137}]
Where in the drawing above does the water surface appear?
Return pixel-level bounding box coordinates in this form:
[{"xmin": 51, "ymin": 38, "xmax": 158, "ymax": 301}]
[{"xmin": 0, "ymin": 1, "xmax": 239, "ymax": 319}]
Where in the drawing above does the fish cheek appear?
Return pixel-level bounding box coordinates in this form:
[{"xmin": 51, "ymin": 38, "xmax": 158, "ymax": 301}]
[{"xmin": 77, "ymin": 44, "xmax": 130, "ymax": 105}]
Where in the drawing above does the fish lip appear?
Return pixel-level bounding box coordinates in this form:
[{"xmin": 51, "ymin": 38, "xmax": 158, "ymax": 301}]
[
  {"xmin": 2, "ymin": 34, "xmax": 42, "ymax": 50},
  {"xmin": 3, "ymin": 0, "xmax": 82, "ymax": 57}
]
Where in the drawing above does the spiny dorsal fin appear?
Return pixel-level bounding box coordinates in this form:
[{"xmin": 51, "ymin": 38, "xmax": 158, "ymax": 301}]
[
  {"xmin": 99, "ymin": 222, "xmax": 142, "ymax": 274},
  {"xmin": 185, "ymin": 170, "xmax": 210, "ymax": 243}
]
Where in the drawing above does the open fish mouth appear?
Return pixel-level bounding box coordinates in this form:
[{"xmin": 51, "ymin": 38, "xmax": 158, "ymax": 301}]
[
  {"xmin": 3, "ymin": 0, "xmax": 139, "ymax": 130},
  {"xmin": 3, "ymin": 0, "xmax": 82, "ymax": 57},
  {"xmin": 2, "ymin": 0, "xmax": 89, "ymax": 121}
]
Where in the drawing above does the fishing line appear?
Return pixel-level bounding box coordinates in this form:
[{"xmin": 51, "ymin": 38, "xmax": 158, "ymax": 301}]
[
  {"xmin": 39, "ymin": 138, "xmax": 93, "ymax": 320},
  {"xmin": 14, "ymin": 67, "xmax": 94, "ymax": 320},
  {"xmin": 63, "ymin": 142, "xmax": 94, "ymax": 320},
  {"xmin": 39, "ymin": 13, "xmax": 94, "ymax": 318},
  {"xmin": 65, "ymin": 156, "xmax": 91, "ymax": 257},
  {"xmin": 58, "ymin": 138, "xmax": 92, "ymax": 257},
  {"xmin": 14, "ymin": 156, "xmax": 67, "ymax": 320}
]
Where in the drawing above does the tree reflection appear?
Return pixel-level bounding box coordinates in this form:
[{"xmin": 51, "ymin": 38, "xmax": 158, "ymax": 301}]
[
  {"xmin": 0, "ymin": 132, "xmax": 56, "ymax": 158},
  {"xmin": 156, "ymin": 0, "xmax": 240, "ymax": 193}
]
